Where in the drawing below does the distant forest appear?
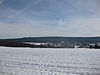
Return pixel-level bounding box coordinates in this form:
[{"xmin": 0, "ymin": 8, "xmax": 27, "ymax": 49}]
[{"xmin": 0, "ymin": 37, "xmax": 100, "ymax": 49}]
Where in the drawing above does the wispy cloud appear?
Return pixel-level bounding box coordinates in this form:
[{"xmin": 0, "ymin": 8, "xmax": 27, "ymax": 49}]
[
  {"xmin": 10, "ymin": 0, "xmax": 43, "ymax": 18},
  {"xmin": 58, "ymin": 18, "xmax": 63, "ymax": 28},
  {"xmin": 0, "ymin": 0, "xmax": 5, "ymax": 5}
]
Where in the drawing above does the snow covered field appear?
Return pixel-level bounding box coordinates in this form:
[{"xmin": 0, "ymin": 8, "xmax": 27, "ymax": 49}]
[{"xmin": 0, "ymin": 47, "xmax": 100, "ymax": 75}]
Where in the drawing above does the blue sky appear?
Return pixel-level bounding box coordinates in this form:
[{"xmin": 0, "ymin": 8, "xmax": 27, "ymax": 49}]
[{"xmin": 0, "ymin": 0, "xmax": 100, "ymax": 38}]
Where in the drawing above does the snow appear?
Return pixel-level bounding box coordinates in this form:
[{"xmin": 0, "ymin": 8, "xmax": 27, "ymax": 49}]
[
  {"xmin": 0, "ymin": 46, "xmax": 100, "ymax": 75},
  {"xmin": 24, "ymin": 42, "xmax": 42, "ymax": 45}
]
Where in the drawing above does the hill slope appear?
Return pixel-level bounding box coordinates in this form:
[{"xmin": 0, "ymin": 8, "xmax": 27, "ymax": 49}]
[{"xmin": 4, "ymin": 37, "xmax": 100, "ymax": 43}]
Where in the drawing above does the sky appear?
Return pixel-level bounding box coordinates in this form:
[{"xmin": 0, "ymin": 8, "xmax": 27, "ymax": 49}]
[{"xmin": 0, "ymin": 0, "xmax": 100, "ymax": 38}]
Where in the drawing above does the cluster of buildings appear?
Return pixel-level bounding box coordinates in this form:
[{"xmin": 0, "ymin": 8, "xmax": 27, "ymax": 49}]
[
  {"xmin": 42, "ymin": 41, "xmax": 74, "ymax": 48},
  {"xmin": 25, "ymin": 41, "xmax": 100, "ymax": 49},
  {"xmin": 41, "ymin": 41, "xmax": 100, "ymax": 49}
]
